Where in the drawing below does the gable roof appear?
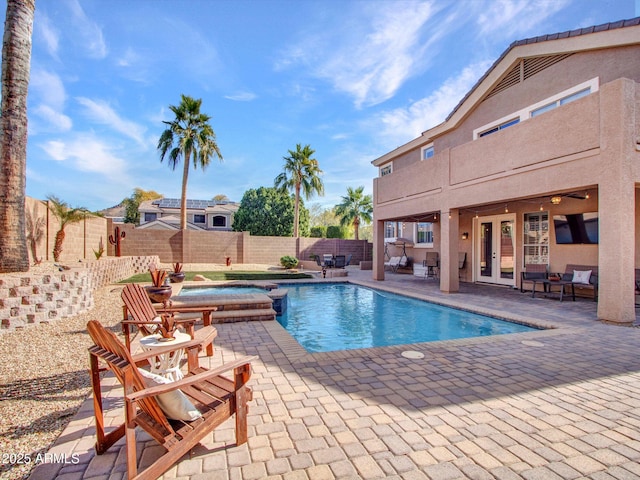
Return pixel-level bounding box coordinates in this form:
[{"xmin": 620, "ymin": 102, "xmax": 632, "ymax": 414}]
[
  {"xmin": 445, "ymin": 16, "xmax": 640, "ymax": 123},
  {"xmin": 372, "ymin": 16, "xmax": 640, "ymax": 166}
]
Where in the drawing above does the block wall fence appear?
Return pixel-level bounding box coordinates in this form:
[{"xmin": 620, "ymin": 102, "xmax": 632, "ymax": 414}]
[
  {"xmin": 23, "ymin": 196, "xmax": 372, "ymax": 266},
  {"xmin": 107, "ymin": 220, "xmax": 373, "ymax": 265},
  {"xmin": 25, "ymin": 196, "xmax": 109, "ymax": 264}
]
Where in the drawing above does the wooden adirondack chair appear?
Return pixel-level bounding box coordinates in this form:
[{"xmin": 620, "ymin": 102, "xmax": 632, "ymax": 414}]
[
  {"xmin": 87, "ymin": 320, "xmax": 256, "ymax": 480},
  {"xmin": 121, "ymin": 283, "xmax": 215, "ymax": 356}
]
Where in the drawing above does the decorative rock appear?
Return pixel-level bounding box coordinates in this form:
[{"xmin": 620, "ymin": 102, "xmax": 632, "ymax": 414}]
[{"xmin": 193, "ymin": 274, "xmax": 207, "ymax": 281}]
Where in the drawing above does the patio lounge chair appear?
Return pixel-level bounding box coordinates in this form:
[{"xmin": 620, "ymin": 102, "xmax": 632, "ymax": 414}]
[
  {"xmin": 121, "ymin": 283, "xmax": 215, "ymax": 356},
  {"xmin": 345, "ymin": 254, "xmax": 352, "ymax": 266},
  {"xmin": 520, "ymin": 264, "xmax": 548, "ymax": 296},
  {"xmin": 334, "ymin": 255, "xmax": 346, "ymax": 268},
  {"xmin": 87, "ymin": 320, "xmax": 256, "ymax": 480}
]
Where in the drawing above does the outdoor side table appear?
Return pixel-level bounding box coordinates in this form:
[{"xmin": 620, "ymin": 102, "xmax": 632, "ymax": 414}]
[{"xmin": 139, "ymin": 331, "xmax": 191, "ymax": 381}]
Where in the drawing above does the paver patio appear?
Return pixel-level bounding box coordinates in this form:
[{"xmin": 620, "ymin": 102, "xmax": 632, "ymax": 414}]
[{"xmin": 28, "ymin": 268, "xmax": 640, "ymax": 479}]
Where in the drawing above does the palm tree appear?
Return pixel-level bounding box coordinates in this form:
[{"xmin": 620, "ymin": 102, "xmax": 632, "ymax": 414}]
[
  {"xmin": 47, "ymin": 195, "xmax": 87, "ymax": 262},
  {"xmin": 274, "ymin": 144, "xmax": 324, "ymax": 237},
  {"xmin": 0, "ymin": 0, "xmax": 35, "ymax": 272},
  {"xmin": 335, "ymin": 186, "xmax": 373, "ymax": 241},
  {"xmin": 158, "ymin": 95, "xmax": 222, "ymax": 230}
]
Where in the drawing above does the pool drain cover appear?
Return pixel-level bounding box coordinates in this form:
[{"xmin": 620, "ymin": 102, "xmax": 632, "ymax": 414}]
[{"xmin": 401, "ymin": 350, "xmax": 424, "ymax": 359}]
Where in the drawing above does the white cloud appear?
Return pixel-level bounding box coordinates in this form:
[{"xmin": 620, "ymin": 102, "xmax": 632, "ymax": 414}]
[
  {"xmin": 30, "ymin": 69, "xmax": 66, "ymax": 110},
  {"xmin": 116, "ymin": 47, "xmax": 139, "ymax": 67},
  {"xmin": 374, "ymin": 61, "xmax": 493, "ymax": 144},
  {"xmin": 476, "ymin": 0, "xmax": 571, "ymax": 38},
  {"xmin": 33, "ymin": 105, "xmax": 73, "ymax": 132},
  {"xmin": 35, "ymin": 13, "xmax": 60, "ymax": 58},
  {"xmin": 277, "ymin": 1, "xmax": 439, "ymax": 108},
  {"xmin": 39, "ymin": 135, "xmax": 129, "ymax": 182},
  {"xmin": 224, "ymin": 91, "xmax": 258, "ymax": 102},
  {"xmin": 76, "ymin": 97, "xmax": 147, "ymax": 147},
  {"xmin": 29, "ymin": 69, "xmax": 72, "ymax": 132},
  {"xmin": 65, "ymin": 0, "xmax": 107, "ymax": 59}
]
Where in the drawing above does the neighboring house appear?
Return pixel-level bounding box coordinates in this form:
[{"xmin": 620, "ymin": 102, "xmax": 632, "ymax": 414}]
[
  {"xmin": 138, "ymin": 198, "xmax": 239, "ymax": 231},
  {"xmin": 371, "ymin": 17, "xmax": 640, "ymax": 324}
]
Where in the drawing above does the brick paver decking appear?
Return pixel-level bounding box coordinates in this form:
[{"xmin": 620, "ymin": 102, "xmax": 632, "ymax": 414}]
[{"xmin": 29, "ymin": 269, "xmax": 640, "ymax": 479}]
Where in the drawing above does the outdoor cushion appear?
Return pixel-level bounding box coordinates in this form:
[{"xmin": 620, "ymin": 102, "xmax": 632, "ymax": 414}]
[
  {"xmin": 572, "ymin": 270, "xmax": 592, "ymax": 285},
  {"xmin": 138, "ymin": 368, "xmax": 202, "ymax": 421}
]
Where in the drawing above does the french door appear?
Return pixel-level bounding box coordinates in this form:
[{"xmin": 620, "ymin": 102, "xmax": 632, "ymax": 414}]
[{"xmin": 475, "ymin": 214, "xmax": 516, "ymax": 286}]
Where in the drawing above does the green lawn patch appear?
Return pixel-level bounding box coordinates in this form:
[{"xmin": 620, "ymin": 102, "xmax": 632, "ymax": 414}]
[{"xmin": 119, "ymin": 270, "xmax": 313, "ymax": 283}]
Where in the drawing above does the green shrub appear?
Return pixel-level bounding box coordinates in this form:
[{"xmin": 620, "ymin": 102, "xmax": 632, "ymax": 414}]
[
  {"xmin": 280, "ymin": 255, "xmax": 299, "ymax": 269},
  {"xmin": 326, "ymin": 225, "xmax": 347, "ymax": 239},
  {"xmin": 310, "ymin": 226, "xmax": 326, "ymax": 238}
]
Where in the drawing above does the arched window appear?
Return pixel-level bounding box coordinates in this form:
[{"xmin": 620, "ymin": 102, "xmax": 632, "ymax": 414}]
[{"xmin": 212, "ymin": 215, "xmax": 226, "ymax": 227}]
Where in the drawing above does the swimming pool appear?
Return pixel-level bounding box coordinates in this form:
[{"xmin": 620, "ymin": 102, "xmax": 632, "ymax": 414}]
[
  {"xmin": 178, "ymin": 286, "xmax": 271, "ymax": 296},
  {"xmin": 277, "ymin": 283, "xmax": 538, "ymax": 353}
]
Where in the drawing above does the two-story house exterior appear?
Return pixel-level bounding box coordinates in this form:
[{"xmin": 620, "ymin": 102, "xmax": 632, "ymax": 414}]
[
  {"xmin": 138, "ymin": 198, "xmax": 239, "ymax": 231},
  {"xmin": 371, "ymin": 18, "xmax": 640, "ymax": 324}
]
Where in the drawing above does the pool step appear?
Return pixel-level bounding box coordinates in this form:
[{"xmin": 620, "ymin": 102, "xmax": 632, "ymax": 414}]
[
  {"xmin": 210, "ymin": 307, "xmax": 276, "ymax": 323},
  {"xmin": 169, "ymin": 293, "xmax": 277, "ymax": 323}
]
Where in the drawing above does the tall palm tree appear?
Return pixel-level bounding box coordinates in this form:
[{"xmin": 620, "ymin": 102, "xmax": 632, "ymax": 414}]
[
  {"xmin": 47, "ymin": 195, "xmax": 87, "ymax": 262},
  {"xmin": 274, "ymin": 144, "xmax": 324, "ymax": 237},
  {"xmin": 335, "ymin": 186, "xmax": 373, "ymax": 241},
  {"xmin": 0, "ymin": 0, "xmax": 35, "ymax": 272},
  {"xmin": 158, "ymin": 95, "xmax": 222, "ymax": 230}
]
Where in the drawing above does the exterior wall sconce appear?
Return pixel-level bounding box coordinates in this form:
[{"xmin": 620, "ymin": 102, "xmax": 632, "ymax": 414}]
[
  {"xmin": 461, "ymin": 232, "xmax": 469, "ymax": 240},
  {"xmin": 551, "ymin": 196, "xmax": 562, "ymax": 205}
]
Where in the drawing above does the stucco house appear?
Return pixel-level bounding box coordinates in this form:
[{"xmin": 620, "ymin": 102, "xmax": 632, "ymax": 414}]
[
  {"xmin": 138, "ymin": 198, "xmax": 239, "ymax": 231},
  {"xmin": 371, "ymin": 17, "xmax": 640, "ymax": 324}
]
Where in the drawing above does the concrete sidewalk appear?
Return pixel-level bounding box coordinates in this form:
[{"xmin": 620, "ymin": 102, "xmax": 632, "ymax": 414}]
[{"xmin": 29, "ymin": 270, "xmax": 640, "ymax": 479}]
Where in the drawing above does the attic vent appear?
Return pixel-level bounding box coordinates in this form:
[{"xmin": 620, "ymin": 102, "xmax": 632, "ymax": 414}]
[
  {"xmin": 485, "ymin": 63, "xmax": 521, "ymax": 99},
  {"xmin": 523, "ymin": 53, "xmax": 573, "ymax": 79},
  {"xmin": 484, "ymin": 53, "xmax": 573, "ymax": 100}
]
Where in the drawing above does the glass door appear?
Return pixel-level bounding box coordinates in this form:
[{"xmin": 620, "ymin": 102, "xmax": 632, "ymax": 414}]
[{"xmin": 475, "ymin": 214, "xmax": 516, "ymax": 286}]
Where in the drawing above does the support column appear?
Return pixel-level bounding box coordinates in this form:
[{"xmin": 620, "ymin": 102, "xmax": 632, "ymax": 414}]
[
  {"xmin": 596, "ymin": 79, "xmax": 636, "ymax": 324},
  {"xmin": 373, "ymin": 219, "xmax": 385, "ymax": 281},
  {"xmin": 598, "ymin": 181, "xmax": 635, "ymax": 323},
  {"xmin": 440, "ymin": 209, "xmax": 459, "ymax": 293}
]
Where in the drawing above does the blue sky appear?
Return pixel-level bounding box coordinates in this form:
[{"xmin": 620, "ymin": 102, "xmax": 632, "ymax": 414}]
[{"xmin": 4, "ymin": 0, "xmax": 638, "ymax": 211}]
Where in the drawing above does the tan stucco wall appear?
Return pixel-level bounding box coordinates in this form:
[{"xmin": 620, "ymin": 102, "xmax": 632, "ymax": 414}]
[{"xmin": 437, "ymin": 45, "xmax": 640, "ymax": 152}]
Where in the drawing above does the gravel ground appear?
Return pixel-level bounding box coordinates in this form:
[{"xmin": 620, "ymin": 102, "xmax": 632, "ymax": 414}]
[{"xmin": 0, "ymin": 281, "xmax": 124, "ymax": 480}]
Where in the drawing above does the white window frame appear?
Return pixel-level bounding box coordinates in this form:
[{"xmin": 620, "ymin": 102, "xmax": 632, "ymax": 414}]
[
  {"xmin": 523, "ymin": 212, "xmax": 549, "ymax": 266},
  {"xmin": 473, "ymin": 77, "xmax": 599, "ymax": 140},
  {"xmin": 530, "ymin": 87, "xmax": 592, "ymax": 118},
  {"xmin": 384, "ymin": 221, "xmax": 397, "ymax": 243},
  {"xmin": 413, "ymin": 222, "xmax": 434, "ymax": 248},
  {"xmin": 477, "ymin": 117, "xmax": 520, "ymax": 138},
  {"xmin": 421, "ymin": 144, "xmax": 434, "ymax": 160},
  {"xmin": 380, "ymin": 163, "xmax": 392, "ymax": 177}
]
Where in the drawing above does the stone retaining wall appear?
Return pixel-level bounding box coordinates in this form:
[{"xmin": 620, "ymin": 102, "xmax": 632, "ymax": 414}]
[{"xmin": 0, "ymin": 256, "xmax": 159, "ymax": 332}]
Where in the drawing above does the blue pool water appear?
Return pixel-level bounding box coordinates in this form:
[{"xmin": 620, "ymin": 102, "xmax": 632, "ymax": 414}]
[
  {"xmin": 277, "ymin": 283, "xmax": 538, "ymax": 353},
  {"xmin": 178, "ymin": 286, "xmax": 269, "ymax": 296}
]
